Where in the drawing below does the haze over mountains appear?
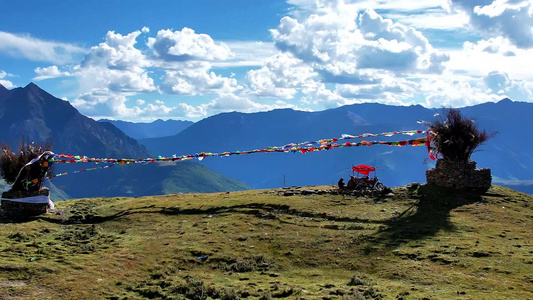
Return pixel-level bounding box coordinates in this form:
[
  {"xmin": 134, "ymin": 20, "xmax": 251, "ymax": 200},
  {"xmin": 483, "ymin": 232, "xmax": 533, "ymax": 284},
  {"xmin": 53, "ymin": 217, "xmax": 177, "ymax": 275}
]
[
  {"xmin": 0, "ymin": 83, "xmax": 248, "ymax": 199},
  {"xmin": 98, "ymin": 119, "xmax": 193, "ymax": 139}
]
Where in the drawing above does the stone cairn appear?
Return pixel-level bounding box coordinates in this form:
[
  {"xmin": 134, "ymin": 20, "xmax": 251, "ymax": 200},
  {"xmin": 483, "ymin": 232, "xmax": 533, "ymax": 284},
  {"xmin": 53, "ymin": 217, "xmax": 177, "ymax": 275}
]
[
  {"xmin": 1, "ymin": 189, "xmax": 50, "ymax": 216},
  {"xmin": 426, "ymin": 159, "xmax": 491, "ymax": 192}
]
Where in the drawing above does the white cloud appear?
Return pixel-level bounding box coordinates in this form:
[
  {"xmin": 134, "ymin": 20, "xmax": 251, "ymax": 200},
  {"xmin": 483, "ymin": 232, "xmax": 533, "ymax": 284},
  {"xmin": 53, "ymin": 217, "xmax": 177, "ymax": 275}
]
[
  {"xmin": 81, "ymin": 31, "xmax": 148, "ymax": 71},
  {"xmin": 148, "ymin": 28, "xmax": 233, "ymax": 62},
  {"xmin": 0, "ymin": 70, "xmax": 15, "ymax": 88},
  {"xmin": 71, "ymin": 31, "xmax": 157, "ymax": 119},
  {"xmin": 136, "ymin": 99, "xmax": 145, "ymax": 105},
  {"xmin": 141, "ymin": 26, "xmax": 150, "ymax": 33},
  {"xmin": 213, "ymin": 41, "xmax": 277, "ymax": 67},
  {"xmin": 384, "ymin": 10, "xmax": 470, "ymax": 30},
  {"xmin": 78, "ymin": 65, "xmax": 156, "ymax": 93},
  {"xmin": 270, "ymin": 5, "xmax": 449, "ymax": 78},
  {"xmin": 418, "ymin": 72, "xmax": 500, "ymax": 107},
  {"xmin": 357, "ymin": 0, "xmax": 445, "ymax": 12},
  {"xmin": 141, "ymin": 103, "xmax": 174, "ymax": 115},
  {"xmin": 172, "ymin": 102, "xmax": 208, "ymax": 118},
  {"xmin": 301, "ymin": 82, "xmax": 348, "ymax": 107},
  {"xmin": 246, "ymin": 0, "xmax": 450, "ymax": 109},
  {"xmin": 33, "ymin": 65, "xmax": 71, "ymax": 81},
  {"xmin": 483, "ymin": 70, "xmax": 533, "ymax": 101},
  {"xmin": 463, "ymin": 36, "xmax": 519, "ymax": 56},
  {"xmin": 75, "ymin": 30, "xmax": 156, "ymax": 108},
  {"xmin": 247, "ymin": 52, "xmax": 317, "ymax": 99},
  {"xmin": 449, "ymin": 0, "xmax": 533, "ymax": 49},
  {"xmin": 0, "ymin": 31, "xmax": 85, "ymax": 64},
  {"xmin": 288, "ymin": 0, "xmax": 449, "ymax": 20},
  {"xmin": 154, "ymin": 100, "xmax": 164, "ymax": 104},
  {"xmin": 159, "ymin": 62, "xmax": 241, "ymax": 95},
  {"xmin": 447, "ymin": 40, "xmax": 533, "ymax": 81},
  {"xmin": 72, "ymin": 89, "xmax": 132, "ymax": 117}
]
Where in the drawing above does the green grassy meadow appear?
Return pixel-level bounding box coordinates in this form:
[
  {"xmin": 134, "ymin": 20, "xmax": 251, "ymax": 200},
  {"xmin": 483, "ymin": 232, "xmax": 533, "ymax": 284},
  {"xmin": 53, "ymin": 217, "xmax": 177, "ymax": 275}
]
[{"xmin": 0, "ymin": 185, "xmax": 531, "ymax": 299}]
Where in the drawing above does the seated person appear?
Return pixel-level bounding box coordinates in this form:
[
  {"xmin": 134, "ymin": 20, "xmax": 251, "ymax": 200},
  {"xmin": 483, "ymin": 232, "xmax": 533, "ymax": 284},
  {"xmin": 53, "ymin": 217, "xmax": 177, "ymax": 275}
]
[{"xmin": 338, "ymin": 177, "xmax": 346, "ymax": 189}]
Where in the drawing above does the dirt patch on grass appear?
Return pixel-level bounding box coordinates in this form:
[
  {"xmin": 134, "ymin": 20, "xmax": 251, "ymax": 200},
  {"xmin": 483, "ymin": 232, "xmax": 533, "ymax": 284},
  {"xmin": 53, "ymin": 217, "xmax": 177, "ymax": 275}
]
[{"xmin": 0, "ymin": 280, "xmax": 27, "ymax": 287}]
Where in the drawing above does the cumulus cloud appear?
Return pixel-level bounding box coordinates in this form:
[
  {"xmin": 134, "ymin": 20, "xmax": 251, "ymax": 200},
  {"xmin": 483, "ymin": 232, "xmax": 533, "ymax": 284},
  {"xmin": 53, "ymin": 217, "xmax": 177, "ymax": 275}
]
[
  {"xmin": 384, "ymin": 10, "xmax": 470, "ymax": 30},
  {"xmin": 70, "ymin": 30, "xmax": 157, "ymax": 118},
  {"xmin": 72, "ymin": 89, "xmax": 133, "ymax": 117},
  {"xmin": 418, "ymin": 73, "xmax": 501, "ymax": 107},
  {"xmin": 148, "ymin": 28, "xmax": 233, "ymax": 62},
  {"xmin": 72, "ymin": 90, "xmax": 173, "ymax": 119},
  {"xmin": 246, "ymin": 0, "xmax": 450, "ymax": 109},
  {"xmin": 483, "ymin": 70, "xmax": 533, "ymax": 101},
  {"xmin": 301, "ymin": 82, "xmax": 348, "ymax": 108},
  {"xmin": 67, "ymin": 28, "xmax": 251, "ymax": 119},
  {"xmin": 247, "ymin": 52, "xmax": 317, "ymax": 99},
  {"xmin": 449, "ymin": 0, "xmax": 533, "ymax": 49},
  {"xmin": 159, "ymin": 62, "xmax": 241, "ymax": 95},
  {"xmin": 0, "ymin": 70, "xmax": 15, "ymax": 88},
  {"xmin": 72, "ymin": 30, "xmax": 156, "ymax": 115},
  {"xmin": 81, "ymin": 31, "xmax": 148, "ymax": 72},
  {"xmin": 463, "ymin": 36, "xmax": 518, "ymax": 56},
  {"xmin": 270, "ymin": 4, "xmax": 449, "ymax": 75},
  {"xmin": 446, "ymin": 38, "xmax": 533, "ymax": 81},
  {"xmin": 0, "ymin": 31, "xmax": 85, "ymax": 64},
  {"xmin": 214, "ymin": 41, "xmax": 277, "ymax": 67},
  {"xmin": 33, "ymin": 65, "xmax": 71, "ymax": 81}
]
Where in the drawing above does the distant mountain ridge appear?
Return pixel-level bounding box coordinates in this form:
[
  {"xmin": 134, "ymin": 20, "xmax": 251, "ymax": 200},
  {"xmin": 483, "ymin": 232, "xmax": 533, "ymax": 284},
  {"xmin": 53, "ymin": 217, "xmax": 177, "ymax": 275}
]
[
  {"xmin": 0, "ymin": 83, "xmax": 249, "ymax": 199},
  {"xmin": 140, "ymin": 99, "xmax": 533, "ymax": 194},
  {"xmin": 98, "ymin": 119, "xmax": 193, "ymax": 139}
]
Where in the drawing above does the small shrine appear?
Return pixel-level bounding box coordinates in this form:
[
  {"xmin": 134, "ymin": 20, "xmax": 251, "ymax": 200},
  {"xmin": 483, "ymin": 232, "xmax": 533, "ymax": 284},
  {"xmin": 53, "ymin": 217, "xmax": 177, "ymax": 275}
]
[
  {"xmin": 1, "ymin": 144, "xmax": 54, "ymax": 217},
  {"xmin": 425, "ymin": 109, "xmax": 494, "ymax": 192}
]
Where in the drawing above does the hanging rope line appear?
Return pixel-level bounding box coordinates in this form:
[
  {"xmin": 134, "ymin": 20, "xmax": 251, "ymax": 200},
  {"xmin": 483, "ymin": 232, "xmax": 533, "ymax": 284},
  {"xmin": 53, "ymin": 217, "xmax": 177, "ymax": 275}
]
[{"xmin": 21, "ymin": 129, "xmax": 434, "ymax": 184}]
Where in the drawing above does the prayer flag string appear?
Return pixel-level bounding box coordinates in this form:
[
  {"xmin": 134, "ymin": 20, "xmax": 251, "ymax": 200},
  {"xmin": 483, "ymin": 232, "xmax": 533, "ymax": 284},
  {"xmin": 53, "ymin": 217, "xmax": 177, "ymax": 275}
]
[{"xmin": 22, "ymin": 130, "xmax": 433, "ymax": 183}]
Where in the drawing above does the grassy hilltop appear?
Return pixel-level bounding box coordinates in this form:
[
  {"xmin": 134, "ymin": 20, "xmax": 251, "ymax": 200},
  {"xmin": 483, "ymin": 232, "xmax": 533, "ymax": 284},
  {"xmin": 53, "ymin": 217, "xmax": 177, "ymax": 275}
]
[{"xmin": 0, "ymin": 185, "xmax": 531, "ymax": 299}]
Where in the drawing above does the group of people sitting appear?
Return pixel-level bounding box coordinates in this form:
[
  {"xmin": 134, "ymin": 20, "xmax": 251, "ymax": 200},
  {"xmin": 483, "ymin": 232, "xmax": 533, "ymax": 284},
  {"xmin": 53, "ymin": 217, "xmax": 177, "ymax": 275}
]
[{"xmin": 338, "ymin": 175, "xmax": 377, "ymax": 190}]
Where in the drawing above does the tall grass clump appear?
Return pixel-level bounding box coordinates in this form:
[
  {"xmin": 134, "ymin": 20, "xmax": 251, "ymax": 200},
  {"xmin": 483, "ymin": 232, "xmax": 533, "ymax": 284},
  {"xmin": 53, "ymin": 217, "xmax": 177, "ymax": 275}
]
[
  {"xmin": 429, "ymin": 109, "xmax": 495, "ymax": 162},
  {"xmin": 0, "ymin": 141, "xmax": 53, "ymax": 189}
]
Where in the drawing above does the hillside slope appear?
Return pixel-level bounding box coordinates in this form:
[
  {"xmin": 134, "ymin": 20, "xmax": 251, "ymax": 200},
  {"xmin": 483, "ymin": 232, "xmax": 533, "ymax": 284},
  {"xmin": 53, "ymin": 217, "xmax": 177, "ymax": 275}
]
[
  {"xmin": 51, "ymin": 161, "xmax": 250, "ymax": 198},
  {"xmin": 0, "ymin": 185, "xmax": 531, "ymax": 299}
]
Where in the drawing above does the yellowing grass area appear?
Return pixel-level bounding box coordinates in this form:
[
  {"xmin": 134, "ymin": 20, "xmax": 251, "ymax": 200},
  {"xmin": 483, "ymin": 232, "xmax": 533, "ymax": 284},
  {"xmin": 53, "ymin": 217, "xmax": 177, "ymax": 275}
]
[{"xmin": 0, "ymin": 185, "xmax": 531, "ymax": 299}]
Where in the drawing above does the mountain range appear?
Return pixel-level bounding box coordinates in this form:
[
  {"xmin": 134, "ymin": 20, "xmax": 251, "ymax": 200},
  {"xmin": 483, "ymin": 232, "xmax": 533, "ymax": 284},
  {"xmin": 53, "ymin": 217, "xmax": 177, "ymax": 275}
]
[
  {"xmin": 140, "ymin": 99, "xmax": 533, "ymax": 194},
  {"xmin": 98, "ymin": 119, "xmax": 193, "ymax": 139},
  {"xmin": 2, "ymin": 83, "xmax": 531, "ymax": 196},
  {"xmin": 0, "ymin": 83, "xmax": 249, "ymax": 199}
]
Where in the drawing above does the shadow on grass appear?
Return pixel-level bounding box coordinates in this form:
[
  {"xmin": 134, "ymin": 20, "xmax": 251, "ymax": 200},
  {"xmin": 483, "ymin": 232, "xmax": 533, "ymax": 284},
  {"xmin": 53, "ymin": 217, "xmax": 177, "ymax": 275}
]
[
  {"xmin": 36, "ymin": 205, "xmax": 164, "ymax": 225},
  {"xmin": 160, "ymin": 203, "xmax": 384, "ymax": 225},
  {"xmin": 27, "ymin": 202, "xmax": 384, "ymax": 226},
  {"xmin": 371, "ymin": 185, "xmax": 485, "ymax": 250},
  {"xmin": 0, "ymin": 213, "xmax": 40, "ymax": 224}
]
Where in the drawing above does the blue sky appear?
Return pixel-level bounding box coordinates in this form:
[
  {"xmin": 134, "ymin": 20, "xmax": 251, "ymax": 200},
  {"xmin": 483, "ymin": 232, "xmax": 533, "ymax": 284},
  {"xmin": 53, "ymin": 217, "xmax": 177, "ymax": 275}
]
[{"xmin": 1, "ymin": 0, "xmax": 532, "ymax": 121}]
